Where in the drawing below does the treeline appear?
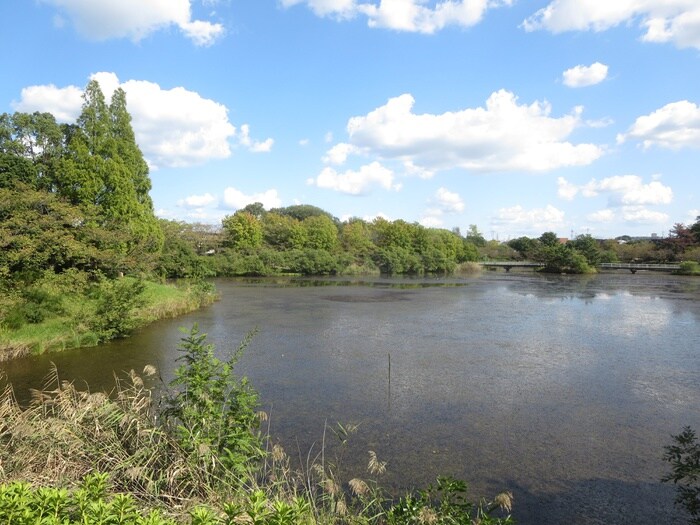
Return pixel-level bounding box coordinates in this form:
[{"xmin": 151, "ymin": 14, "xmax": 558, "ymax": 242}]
[
  {"xmin": 505, "ymin": 225, "xmax": 700, "ymax": 274},
  {"xmin": 159, "ymin": 205, "xmax": 486, "ymax": 278}
]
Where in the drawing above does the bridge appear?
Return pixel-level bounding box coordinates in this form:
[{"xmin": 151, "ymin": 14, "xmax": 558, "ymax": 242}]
[{"xmin": 480, "ymin": 261, "xmax": 681, "ymax": 273}]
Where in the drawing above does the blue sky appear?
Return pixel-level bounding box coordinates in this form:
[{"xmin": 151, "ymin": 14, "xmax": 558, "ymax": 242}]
[{"xmin": 1, "ymin": 1, "xmax": 699, "ymax": 239}]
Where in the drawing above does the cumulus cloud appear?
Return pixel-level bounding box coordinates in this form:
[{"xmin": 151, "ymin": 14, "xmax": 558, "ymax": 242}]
[
  {"xmin": 338, "ymin": 90, "xmax": 602, "ymax": 174},
  {"xmin": 617, "ymin": 100, "xmax": 700, "ymax": 150},
  {"xmin": 238, "ymin": 124, "xmax": 274, "ymax": 153},
  {"xmin": 177, "ymin": 193, "xmax": 217, "ymax": 208},
  {"xmin": 492, "ymin": 204, "xmax": 566, "ymax": 232},
  {"xmin": 419, "ymin": 187, "xmax": 465, "ymax": 227},
  {"xmin": 523, "ymin": 1, "xmax": 700, "ymax": 50},
  {"xmin": 282, "ymin": 0, "xmax": 513, "ymax": 33},
  {"xmin": 307, "ymin": 161, "xmax": 399, "ymax": 195},
  {"xmin": 562, "ymin": 62, "xmax": 608, "ymax": 88},
  {"xmin": 622, "ymin": 206, "xmax": 669, "ymax": 224},
  {"xmin": 222, "ymin": 187, "xmax": 282, "ymax": 210},
  {"xmin": 434, "ymin": 187, "xmax": 465, "ymax": 213},
  {"xmin": 557, "ymin": 175, "xmax": 673, "ymax": 206},
  {"xmin": 13, "ymin": 84, "xmax": 83, "ymax": 122},
  {"xmin": 587, "ymin": 209, "xmax": 616, "ymax": 222},
  {"xmin": 41, "ymin": 0, "xmax": 224, "ymax": 46},
  {"xmin": 323, "ymin": 143, "xmax": 360, "ymax": 165},
  {"xmin": 12, "ymin": 72, "xmax": 272, "ymax": 168}
]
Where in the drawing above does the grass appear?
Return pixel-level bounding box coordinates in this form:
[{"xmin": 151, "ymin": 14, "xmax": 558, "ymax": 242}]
[{"xmin": 0, "ymin": 279, "xmax": 216, "ymax": 361}]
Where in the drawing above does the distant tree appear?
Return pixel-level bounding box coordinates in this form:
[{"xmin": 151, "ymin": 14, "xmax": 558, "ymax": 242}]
[
  {"xmin": 539, "ymin": 231, "xmax": 559, "ymax": 247},
  {"xmin": 271, "ymin": 204, "xmax": 335, "ymax": 222},
  {"xmin": 666, "ymin": 223, "xmax": 696, "ymax": 258},
  {"xmin": 222, "ymin": 211, "xmax": 263, "ymax": 251},
  {"xmin": 263, "ymin": 212, "xmax": 306, "ymax": 250},
  {"xmin": 340, "ymin": 218, "xmax": 375, "ymax": 260},
  {"xmin": 569, "ymin": 234, "xmax": 602, "ymax": 265},
  {"xmin": 691, "ymin": 216, "xmax": 700, "ymax": 244},
  {"xmin": 302, "ymin": 214, "xmax": 338, "ymax": 251},
  {"xmin": 466, "ymin": 224, "xmax": 486, "ymax": 247},
  {"xmin": 241, "ymin": 201, "xmax": 266, "ymax": 220}
]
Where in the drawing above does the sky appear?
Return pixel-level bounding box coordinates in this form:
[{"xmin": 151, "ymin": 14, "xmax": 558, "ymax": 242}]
[{"xmin": 1, "ymin": 1, "xmax": 699, "ymax": 240}]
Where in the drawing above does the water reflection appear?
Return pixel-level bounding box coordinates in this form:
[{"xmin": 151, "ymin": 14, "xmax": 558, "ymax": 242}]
[{"xmin": 2, "ymin": 273, "xmax": 698, "ymax": 525}]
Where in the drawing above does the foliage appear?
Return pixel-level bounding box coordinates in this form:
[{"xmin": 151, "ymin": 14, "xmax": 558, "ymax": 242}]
[
  {"xmin": 163, "ymin": 325, "xmax": 264, "ymax": 480},
  {"xmin": 663, "ymin": 426, "xmax": 700, "ymax": 524},
  {"xmin": 0, "ymin": 474, "xmax": 177, "ymax": 525},
  {"xmin": 387, "ymin": 476, "xmax": 513, "ymax": 525},
  {"xmin": 677, "ymin": 261, "xmax": 700, "ymax": 276},
  {"xmin": 90, "ymin": 276, "xmax": 147, "ymax": 341},
  {"xmin": 222, "ymin": 212, "xmax": 263, "ymax": 251}
]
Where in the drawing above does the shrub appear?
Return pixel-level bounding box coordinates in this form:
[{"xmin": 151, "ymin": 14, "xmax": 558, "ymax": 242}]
[
  {"xmin": 90, "ymin": 276, "xmax": 146, "ymax": 341},
  {"xmin": 163, "ymin": 325, "xmax": 264, "ymax": 481},
  {"xmin": 663, "ymin": 426, "xmax": 700, "ymax": 524}
]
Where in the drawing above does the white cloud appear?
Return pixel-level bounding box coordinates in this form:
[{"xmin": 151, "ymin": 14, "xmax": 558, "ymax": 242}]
[
  {"xmin": 323, "ymin": 142, "xmax": 359, "ymax": 164},
  {"xmin": 223, "ymin": 187, "xmax": 282, "ymax": 210},
  {"xmin": 299, "ymin": 138, "xmax": 310, "ymax": 146},
  {"xmin": 433, "ymin": 187, "xmax": 465, "ymax": 213},
  {"xmin": 341, "ymin": 90, "xmax": 602, "ymax": 173},
  {"xmin": 177, "ymin": 193, "xmax": 218, "ymax": 208},
  {"xmin": 282, "ymin": 0, "xmax": 513, "ymax": 33},
  {"xmin": 622, "ymin": 206, "xmax": 669, "ymax": 224},
  {"xmin": 419, "ymin": 213, "xmax": 444, "ymax": 228},
  {"xmin": 492, "ymin": 204, "xmax": 566, "ymax": 232},
  {"xmin": 523, "ymin": 1, "xmax": 700, "ymax": 50},
  {"xmin": 308, "ymin": 161, "xmax": 399, "ymax": 195},
  {"xmin": 12, "ymin": 84, "xmax": 83, "ymax": 122},
  {"xmin": 40, "ymin": 0, "xmax": 224, "ymax": 46},
  {"xmin": 11, "ymin": 73, "xmax": 273, "ymax": 169},
  {"xmin": 617, "ymin": 100, "xmax": 700, "ymax": 150},
  {"xmin": 557, "ymin": 176, "xmax": 579, "ymax": 201},
  {"xmin": 558, "ymin": 175, "xmax": 673, "ymax": 206},
  {"xmin": 587, "ymin": 209, "xmax": 616, "ymax": 222},
  {"xmin": 238, "ymin": 124, "xmax": 274, "ymax": 153},
  {"xmin": 562, "ymin": 62, "xmax": 608, "ymax": 88}
]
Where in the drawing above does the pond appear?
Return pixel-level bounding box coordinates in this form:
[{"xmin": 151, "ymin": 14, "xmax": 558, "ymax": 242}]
[{"xmin": 3, "ymin": 272, "xmax": 700, "ymax": 524}]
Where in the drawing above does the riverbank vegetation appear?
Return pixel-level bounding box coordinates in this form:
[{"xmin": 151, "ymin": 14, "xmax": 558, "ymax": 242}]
[{"xmin": 0, "ymin": 326, "xmax": 515, "ymax": 524}]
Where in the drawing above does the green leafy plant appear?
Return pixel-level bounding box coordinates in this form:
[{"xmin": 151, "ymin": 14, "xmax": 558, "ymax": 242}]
[
  {"xmin": 387, "ymin": 476, "xmax": 514, "ymax": 525},
  {"xmin": 663, "ymin": 426, "xmax": 700, "ymax": 524},
  {"xmin": 90, "ymin": 275, "xmax": 146, "ymax": 340},
  {"xmin": 163, "ymin": 324, "xmax": 264, "ymax": 481}
]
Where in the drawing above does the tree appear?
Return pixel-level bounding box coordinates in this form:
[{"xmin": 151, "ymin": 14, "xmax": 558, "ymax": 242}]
[
  {"xmin": 466, "ymin": 224, "xmax": 486, "ymax": 247},
  {"xmin": 222, "ymin": 211, "xmax": 263, "ymax": 251},
  {"xmin": 539, "ymin": 231, "xmax": 559, "ymax": 247},
  {"xmin": 569, "ymin": 234, "xmax": 602, "ymax": 266},
  {"xmin": 691, "ymin": 216, "xmax": 700, "ymax": 244},
  {"xmin": 302, "ymin": 214, "xmax": 338, "ymax": 251},
  {"xmin": 263, "ymin": 212, "xmax": 306, "ymax": 250},
  {"xmin": 508, "ymin": 236, "xmax": 538, "ymax": 259}
]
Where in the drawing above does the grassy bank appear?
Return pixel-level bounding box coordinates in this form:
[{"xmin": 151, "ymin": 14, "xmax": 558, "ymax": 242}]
[{"xmin": 0, "ymin": 276, "xmax": 216, "ymax": 361}]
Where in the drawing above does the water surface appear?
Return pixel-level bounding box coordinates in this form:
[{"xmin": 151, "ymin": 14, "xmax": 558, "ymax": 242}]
[{"xmin": 3, "ymin": 272, "xmax": 699, "ymax": 524}]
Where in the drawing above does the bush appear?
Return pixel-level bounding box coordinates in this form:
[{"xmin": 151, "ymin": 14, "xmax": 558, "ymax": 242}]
[
  {"xmin": 677, "ymin": 261, "xmax": 700, "ymax": 275},
  {"xmin": 163, "ymin": 325, "xmax": 264, "ymax": 481},
  {"xmin": 90, "ymin": 276, "xmax": 146, "ymax": 341},
  {"xmin": 663, "ymin": 426, "xmax": 700, "ymax": 524}
]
